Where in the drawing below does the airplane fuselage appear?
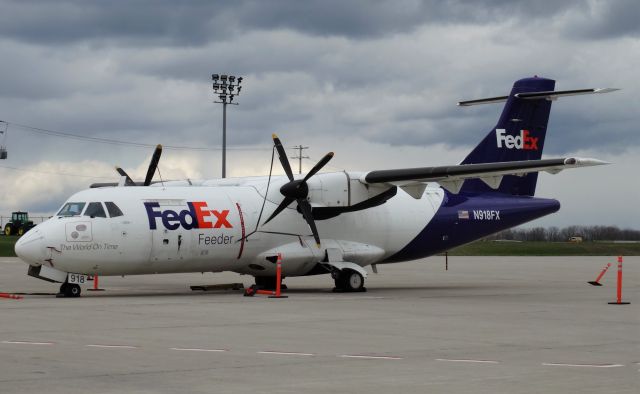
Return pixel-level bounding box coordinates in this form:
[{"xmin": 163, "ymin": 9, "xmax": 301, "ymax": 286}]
[{"xmin": 17, "ymin": 172, "xmax": 559, "ymax": 279}]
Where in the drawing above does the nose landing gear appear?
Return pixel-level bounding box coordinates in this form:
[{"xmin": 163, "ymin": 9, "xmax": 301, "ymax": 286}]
[{"xmin": 57, "ymin": 282, "xmax": 81, "ymax": 298}]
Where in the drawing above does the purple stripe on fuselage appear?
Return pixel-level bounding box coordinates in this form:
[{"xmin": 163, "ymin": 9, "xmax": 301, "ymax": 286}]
[{"xmin": 385, "ymin": 191, "xmax": 560, "ymax": 263}]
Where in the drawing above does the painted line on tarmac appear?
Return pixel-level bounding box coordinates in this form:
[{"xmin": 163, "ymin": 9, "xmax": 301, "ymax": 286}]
[
  {"xmin": 340, "ymin": 354, "xmax": 403, "ymax": 360},
  {"xmin": 297, "ymin": 296, "xmax": 387, "ymax": 301},
  {"xmin": 1, "ymin": 340, "xmax": 55, "ymax": 346},
  {"xmin": 258, "ymin": 351, "xmax": 315, "ymax": 356},
  {"xmin": 170, "ymin": 347, "xmax": 228, "ymax": 353},
  {"xmin": 86, "ymin": 344, "xmax": 138, "ymax": 349},
  {"xmin": 542, "ymin": 362, "xmax": 624, "ymax": 368},
  {"xmin": 436, "ymin": 358, "xmax": 500, "ymax": 364}
]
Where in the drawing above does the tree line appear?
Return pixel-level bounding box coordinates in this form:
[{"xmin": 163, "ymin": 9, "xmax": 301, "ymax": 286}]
[{"xmin": 485, "ymin": 226, "xmax": 640, "ymax": 242}]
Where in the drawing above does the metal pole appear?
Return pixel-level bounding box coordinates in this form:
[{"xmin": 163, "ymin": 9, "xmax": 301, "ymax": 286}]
[
  {"xmin": 212, "ymin": 73, "xmax": 242, "ymax": 179},
  {"xmin": 222, "ymin": 102, "xmax": 227, "ymax": 178}
]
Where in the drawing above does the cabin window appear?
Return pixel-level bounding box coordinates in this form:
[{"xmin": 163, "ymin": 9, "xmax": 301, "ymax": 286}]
[
  {"xmin": 105, "ymin": 201, "xmax": 124, "ymax": 218},
  {"xmin": 57, "ymin": 202, "xmax": 86, "ymax": 217},
  {"xmin": 84, "ymin": 202, "xmax": 107, "ymax": 218}
]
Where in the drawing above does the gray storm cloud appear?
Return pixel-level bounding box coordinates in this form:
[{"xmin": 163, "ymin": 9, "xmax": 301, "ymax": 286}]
[{"xmin": 0, "ymin": 0, "xmax": 638, "ymax": 227}]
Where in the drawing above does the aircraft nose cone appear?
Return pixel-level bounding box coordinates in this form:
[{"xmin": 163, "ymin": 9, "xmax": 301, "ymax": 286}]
[{"xmin": 15, "ymin": 228, "xmax": 46, "ymax": 264}]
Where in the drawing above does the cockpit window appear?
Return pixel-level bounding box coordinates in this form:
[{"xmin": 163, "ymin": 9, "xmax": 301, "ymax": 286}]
[
  {"xmin": 105, "ymin": 201, "xmax": 124, "ymax": 218},
  {"xmin": 84, "ymin": 202, "xmax": 107, "ymax": 218},
  {"xmin": 57, "ymin": 202, "xmax": 86, "ymax": 217}
]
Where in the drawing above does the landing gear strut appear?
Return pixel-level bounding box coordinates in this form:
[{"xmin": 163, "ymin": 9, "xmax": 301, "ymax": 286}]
[
  {"xmin": 57, "ymin": 282, "xmax": 81, "ymax": 298},
  {"xmin": 333, "ymin": 269, "xmax": 366, "ymax": 292}
]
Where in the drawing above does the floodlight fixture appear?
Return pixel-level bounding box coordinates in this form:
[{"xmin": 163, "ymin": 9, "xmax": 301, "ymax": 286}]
[{"xmin": 212, "ymin": 73, "xmax": 244, "ymax": 178}]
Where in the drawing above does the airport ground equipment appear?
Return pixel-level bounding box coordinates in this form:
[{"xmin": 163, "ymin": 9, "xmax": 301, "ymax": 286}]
[
  {"xmin": 4, "ymin": 211, "xmax": 35, "ymax": 236},
  {"xmin": 0, "ymin": 292, "xmax": 23, "ymax": 300},
  {"xmin": 588, "ymin": 262, "xmax": 611, "ymax": 286},
  {"xmin": 608, "ymin": 256, "xmax": 630, "ymax": 305}
]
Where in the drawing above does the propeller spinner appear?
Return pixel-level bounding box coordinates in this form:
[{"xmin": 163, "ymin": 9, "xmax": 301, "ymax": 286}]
[{"xmin": 263, "ymin": 134, "xmax": 334, "ymax": 246}]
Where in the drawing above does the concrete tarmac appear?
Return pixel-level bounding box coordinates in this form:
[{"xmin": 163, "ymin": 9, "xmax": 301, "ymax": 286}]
[{"xmin": 0, "ymin": 256, "xmax": 638, "ymax": 393}]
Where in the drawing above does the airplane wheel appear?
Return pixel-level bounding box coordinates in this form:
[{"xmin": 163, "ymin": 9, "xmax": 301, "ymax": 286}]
[
  {"xmin": 345, "ymin": 270, "xmax": 364, "ymax": 291},
  {"xmin": 334, "ymin": 269, "xmax": 365, "ymax": 292},
  {"xmin": 67, "ymin": 284, "xmax": 81, "ymax": 297},
  {"xmin": 333, "ymin": 275, "xmax": 347, "ymax": 289},
  {"xmin": 58, "ymin": 283, "xmax": 67, "ymax": 297},
  {"xmin": 254, "ymin": 276, "xmax": 277, "ymax": 290},
  {"xmin": 60, "ymin": 283, "xmax": 81, "ymax": 298}
]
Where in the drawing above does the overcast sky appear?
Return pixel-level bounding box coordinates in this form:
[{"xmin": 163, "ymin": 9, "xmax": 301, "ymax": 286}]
[{"xmin": 0, "ymin": 0, "xmax": 638, "ymax": 228}]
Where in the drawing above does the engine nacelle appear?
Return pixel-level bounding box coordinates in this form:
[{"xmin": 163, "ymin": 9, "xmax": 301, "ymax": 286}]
[{"xmin": 306, "ymin": 171, "xmax": 394, "ymax": 208}]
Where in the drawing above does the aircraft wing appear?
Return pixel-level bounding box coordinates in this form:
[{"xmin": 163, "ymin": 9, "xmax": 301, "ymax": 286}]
[{"xmin": 362, "ymin": 157, "xmax": 608, "ymax": 195}]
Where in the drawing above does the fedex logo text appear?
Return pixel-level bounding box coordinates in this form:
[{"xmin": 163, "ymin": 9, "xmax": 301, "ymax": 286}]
[
  {"xmin": 145, "ymin": 202, "xmax": 232, "ymax": 230},
  {"xmin": 496, "ymin": 129, "xmax": 538, "ymax": 150}
]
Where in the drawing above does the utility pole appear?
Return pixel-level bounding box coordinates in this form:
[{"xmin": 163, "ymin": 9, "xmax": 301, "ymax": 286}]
[
  {"xmin": 0, "ymin": 121, "xmax": 7, "ymax": 160},
  {"xmin": 212, "ymin": 74, "xmax": 243, "ymax": 178},
  {"xmin": 290, "ymin": 145, "xmax": 309, "ymax": 174}
]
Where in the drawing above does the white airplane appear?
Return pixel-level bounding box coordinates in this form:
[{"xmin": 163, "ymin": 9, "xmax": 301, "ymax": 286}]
[{"xmin": 15, "ymin": 77, "xmax": 616, "ymax": 297}]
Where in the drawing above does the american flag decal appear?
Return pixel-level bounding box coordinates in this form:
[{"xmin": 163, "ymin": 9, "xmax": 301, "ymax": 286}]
[{"xmin": 458, "ymin": 210, "xmax": 469, "ymax": 220}]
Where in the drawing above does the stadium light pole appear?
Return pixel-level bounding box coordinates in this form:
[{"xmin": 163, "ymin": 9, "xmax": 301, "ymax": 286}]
[{"xmin": 212, "ymin": 74, "xmax": 243, "ymax": 178}]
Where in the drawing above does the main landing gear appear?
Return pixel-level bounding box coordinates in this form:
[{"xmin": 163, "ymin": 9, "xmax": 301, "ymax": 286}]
[
  {"xmin": 333, "ymin": 269, "xmax": 366, "ymax": 293},
  {"xmin": 57, "ymin": 282, "xmax": 81, "ymax": 298},
  {"xmin": 252, "ymin": 276, "xmax": 288, "ymax": 291},
  {"xmin": 251, "ymin": 269, "xmax": 366, "ymax": 293}
]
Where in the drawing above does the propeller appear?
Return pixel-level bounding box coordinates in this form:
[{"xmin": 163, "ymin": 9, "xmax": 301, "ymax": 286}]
[
  {"xmin": 115, "ymin": 144, "xmax": 163, "ymax": 186},
  {"xmin": 263, "ymin": 134, "xmax": 334, "ymax": 246}
]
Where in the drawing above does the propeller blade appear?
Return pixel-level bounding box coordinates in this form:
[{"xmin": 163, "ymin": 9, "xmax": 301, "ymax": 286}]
[
  {"xmin": 263, "ymin": 196, "xmax": 295, "ymax": 225},
  {"xmin": 144, "ymin": 144, "xmax": 163, "ymax": 186},
  {"xmin": 298, "ymin": 199, "xmax": 321, "ymax": 246},
  {"xmin": 115, "ymin": 166, "xmax": 135, "ymax": 186},
  {"xmin": 272, "ymin": 134, "xmax": 294, "ymax": 181},
  {"xmin": 303, "ymin": 152, "xmax": 334, "ymax": 182}
]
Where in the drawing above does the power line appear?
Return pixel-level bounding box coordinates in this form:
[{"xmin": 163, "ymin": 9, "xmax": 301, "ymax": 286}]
[
  {"xmin": 0, "ymin": 164, "xmax": 114, "ymax": 179},
  {"xmin": 0, "ymin": 157, "xmax": 341, "ymax": 181},
  {"xmin": 0, "ymin": 120, "xmax": 270, "ymax": 152},
  {"xmin": 303, "ymin": 156, "xmax": 342, "ymax": 172}
]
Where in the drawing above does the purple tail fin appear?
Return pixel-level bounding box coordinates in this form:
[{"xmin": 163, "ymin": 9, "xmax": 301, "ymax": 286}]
[{"xmin": 460, "ymin": 77, "xmax": 555, "ymax": 196}]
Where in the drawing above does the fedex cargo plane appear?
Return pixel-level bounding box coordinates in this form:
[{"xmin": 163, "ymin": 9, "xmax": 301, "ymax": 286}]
[{"xmin": 15, "ymin": 77, "xmax": 616, "ymax": 297}]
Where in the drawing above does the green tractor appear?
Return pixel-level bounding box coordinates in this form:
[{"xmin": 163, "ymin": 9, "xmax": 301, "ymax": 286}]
[{"xmin": 4, "ymin": 211, "xmax": 36, "ymax": 236}]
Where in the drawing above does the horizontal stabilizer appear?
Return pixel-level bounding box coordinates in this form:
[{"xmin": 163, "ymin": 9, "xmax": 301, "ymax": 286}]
[
  {"xmin": 458, "ymin": 88, "xmax": 618, "ymax": 106},
  {"xmin": 457, "ymin": 95, "xmax": 509, "ymax": 106},
  {"xmin": 515, "ymin": 88, "xmax": 619, "ymax": 100}
]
